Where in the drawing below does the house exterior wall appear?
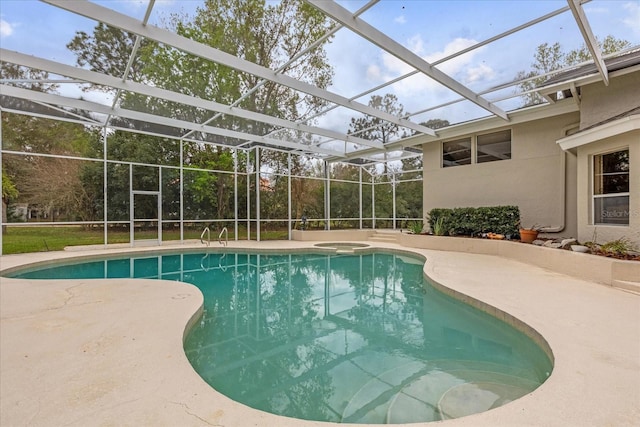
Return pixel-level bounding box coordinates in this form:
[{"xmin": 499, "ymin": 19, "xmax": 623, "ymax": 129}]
[
  {"xmin": 570, "ymin": 69, "xmax": 640, "ymax": 247},
  {"xmin": 580, "ymin": 71, "xmax": 640, "ymax": 129},
  {"xmin": 422, "ymin": 112, "xmax": 579, "ymax": 237},
  {"xmin": 576, "ymin": 132, "xmax": 640, "ymax": 246}
]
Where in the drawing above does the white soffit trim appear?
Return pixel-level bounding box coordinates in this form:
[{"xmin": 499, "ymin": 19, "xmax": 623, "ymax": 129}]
[
  {"xmin": 537, "ymin": 64, "xmax": 640, "ymax": 98},
  {"xmin": 327, "ymin": 101, "xmax": 581, "ymax": 162},
  {"xmin": 557, "ymin": 115, "xmax": 640, "ymax": 151},
  {"xmin": 41, "ymin": 0, "xmax": 437, "ymax": 138},
  {"xmin": 413, "ymin": 101, "xmax": 579, "ymax": 145}
]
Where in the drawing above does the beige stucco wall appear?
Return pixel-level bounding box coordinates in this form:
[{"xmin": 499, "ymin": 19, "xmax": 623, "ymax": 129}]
[
  {"xmin": 422, "ymin": 112, "xmax": 579, "ymax": 237},
  {"xmin": 576, "ymin": 132, "xmax": 640, "ymax": 246},
  {"xmin": 580, "ymin": 72, "xmax": 640, "ymax": 129}
]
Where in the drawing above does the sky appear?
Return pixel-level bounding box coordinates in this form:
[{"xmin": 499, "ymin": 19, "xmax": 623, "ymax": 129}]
[{"xmin": 1, "ymin": 0, "xmax": 639, "ymax": 137}]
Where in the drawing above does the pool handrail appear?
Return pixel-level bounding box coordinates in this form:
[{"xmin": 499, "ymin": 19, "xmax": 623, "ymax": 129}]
[
  {"xmin": 200, "ymin": 227, "xmax": 210, "ymax": 247},
  {"xmin": 219, "ymin": 227, "xmax": 228, "ymax": 247}
]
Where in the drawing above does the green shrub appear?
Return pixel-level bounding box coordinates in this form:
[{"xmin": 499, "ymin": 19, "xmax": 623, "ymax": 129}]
[
  {"xmin": 407, "ymin": 221, "xmax": 424, "ymax": 234},
  {"xmin": 432, "ymin": 217, "xmax": 446, "ymax": 236},
  {"xmin": 600, "ymin": 237, "xmax": 638, "ymax": 256},
  {"xmin": 426, "ymin": 206, "xmax": 520, "ymax": 237}
]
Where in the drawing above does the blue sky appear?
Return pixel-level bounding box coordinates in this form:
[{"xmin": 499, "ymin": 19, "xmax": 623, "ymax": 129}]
[{"xmin": 1, "ymin": 0, "xmax": 639, "ymax": 131}]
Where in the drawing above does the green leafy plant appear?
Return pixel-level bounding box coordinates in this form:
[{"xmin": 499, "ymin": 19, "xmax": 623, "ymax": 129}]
[
  {"xmin": 432, "ymin": 217, "xmax": 446, "ymax": 236},
  {"xmin": 407, "ymin": 221, "xmax": 424, "ymax": 234},
  {"xmin": 600, "ymin": 237, "xmax": 638, "ymax": 256},
  {"xmin": 427, "ymin": 206, "xmax": 520, "ymax": 237}
]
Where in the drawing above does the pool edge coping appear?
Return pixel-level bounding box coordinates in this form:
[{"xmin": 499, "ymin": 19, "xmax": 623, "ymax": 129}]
[{"xmin": 1, "ymin": 240, "xmax": 638, "ymax": 426}]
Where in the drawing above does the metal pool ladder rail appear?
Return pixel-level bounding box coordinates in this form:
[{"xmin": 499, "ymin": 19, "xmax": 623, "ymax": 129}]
[
  {"xmin": 218, "ymin": 227, "xmax": 228, "ymax": 247},
  {"xmin": 200, "ymin": 226, "xmax": 210, "ymax": 246}
]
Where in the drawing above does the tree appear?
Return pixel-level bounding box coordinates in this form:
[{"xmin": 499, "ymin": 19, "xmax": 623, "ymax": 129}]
[
  {"xmin": 1, "ymin": 112, "xmax": 93, "ymax": 223},
  {"xmin": 2, "ymin": 170, "xmax": 19, "ymax": 233},
  {"xmin": 79, "ymin": 131, "xmax": 183, "ymax": 223},
  {"xmin": 67, "ymin": 22, "xmax": 150, "ymax": 86},
  {"xmin": 420, "ymin": 118, "xmax": 450, "ymax": 132},
  {"xmin": 399, "ymin": 118, "xmax": 449, "ymax": 209},
  {"xmin": 151, "ymin": 0, "xmax": 333, "ymax": 123},
  {"xmin": 68, "ymin": 0, "xmax": 334, "ymax": 128},
  {"xmin": 348, "ymin": 94, "xmax": 406, "ymax": 148},
  {"xmin": 67, "ymin": 0, "xmax": 335, "ymax": 227},
  {"xmin": 0, "ymin": 63, "xmax": 62, "ymax": 228},
  {"xmin": 516, "ymin": 35, "xmax": 631, "ymax": 106},
  {"xmin": 347, "ymin": 94, "xmax": 409, "ymax": 225},
  {"xmin": 257, "ymin": 149, "xmax": 325, "ymax": 229},
  {"xmin": 329, "ymin": 163, "xmax": 361, "ymax": 227}
]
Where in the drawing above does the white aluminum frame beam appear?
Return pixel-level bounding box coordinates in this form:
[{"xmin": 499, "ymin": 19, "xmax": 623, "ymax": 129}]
[
  {"xmin": 0, "ymin": 84, "xmax": 345, "ymax": 157},
  {"xmin": 322, "ymin": 2, "xmax": 574, "ymax": 122},
  {"xmin": 306, "ymin": 0, "xmax": 509, "ymax": 121},
  {"xmin": 185, "ymin": 1, "xmax": 378, "ymax": 144},
  {"xmin": 567, "ymin": 0, "xmax": 609, "ymax": 85},
  {"xmin": 105, "ymin": 0, "xmax": 155, "ymax": 127},
  {"xmin": 41, "ymin": 0, "xmax": 437, "ymax": 137},
  {"xmin": 1, "ymin": 49, "xmax": 379, "ymax": 151}
]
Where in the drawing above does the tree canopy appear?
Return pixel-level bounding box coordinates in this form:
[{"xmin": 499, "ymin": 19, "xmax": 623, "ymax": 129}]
[
  {"xmin": 348, "ymin": 94, "xmax": 407, "ymax": 147},
  {"xmin": 67, "ymin": 0, "xmax": 334, "ymax": 132},
  {"xmin": 516, "ymin": 35, "xmax": 630, "ymax": 106}
]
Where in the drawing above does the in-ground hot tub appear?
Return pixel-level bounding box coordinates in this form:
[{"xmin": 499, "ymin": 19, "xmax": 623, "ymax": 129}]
[{"xmin": 314, "ymin": 242, "xmax": 370, "ymax": 253}]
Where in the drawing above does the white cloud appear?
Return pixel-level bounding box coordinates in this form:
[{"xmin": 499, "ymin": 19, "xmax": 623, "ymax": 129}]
[
  {"xmin": 366, "ymin": 64, "xmax": 382, "ymax": 81},
  {"xmin": 0, "ymin": 19, "xmax": 15, "ymax": 37},
  {"xmin": 583, "ymin": 6, "xmax": 609, "ymax": 14},
  {"xmin": 465, "ymin": 63, "xmax": 495, "ymax": 84},
  {"xmin": 376, "ymin": 36, "xmax": 492, "ymax": 97},
  {"xmin": 394, "ymin": 15, "xmax": 406, "ymax": 24},
  {"xmin": 623, "ymin": 2, "xmax": 640, "ymax": 35}
]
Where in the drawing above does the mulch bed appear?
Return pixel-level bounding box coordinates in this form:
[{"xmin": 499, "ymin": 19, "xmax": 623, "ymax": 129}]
[{"xmin": 424, "ymin": 234, "xmax": 640, "ymax": 262}]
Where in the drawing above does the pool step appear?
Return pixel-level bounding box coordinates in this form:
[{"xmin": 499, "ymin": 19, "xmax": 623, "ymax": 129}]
[
  {"xmin": 369, "ymin": 231, "xmax": 400, "ymax": 244},
  {"xmin": 341, "ymin": 360, "xmax": 437, "ymax": 424},
  {"xmin": 388, "ymin": 366, "xmax": 539, "ymax": 423},
  {"xmin": 341, "ymin": 358, "xmax": 542, "ymax": 424},
  {"xmin": 437, "ymin": 380, "xmax": 532, "ymax": 420}
]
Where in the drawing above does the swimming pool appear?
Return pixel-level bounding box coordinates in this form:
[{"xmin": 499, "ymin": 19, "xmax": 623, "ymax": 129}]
[{"xmin": 5, "ymin": 250, "xmax": 552, "ymax": 423}]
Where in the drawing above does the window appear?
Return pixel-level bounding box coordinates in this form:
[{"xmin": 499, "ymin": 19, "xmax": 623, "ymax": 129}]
[
  {"xmin": 593, "ymin": 149, "xmax": 629, "ymax": 225},
  {"xmin": 442, "ymin": 130, "xmax": 511, "ymax": 168},
  {"xmin": 442, "ymin": 138, "xmax": 471, "ymax": 167},
  {"xmin": 477, "ymin": 130, "xmax": 511, "ymax": 163}
]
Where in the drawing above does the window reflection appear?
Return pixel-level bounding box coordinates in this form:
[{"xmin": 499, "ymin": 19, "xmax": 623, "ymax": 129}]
[
  {"xmin": 477, "ymin": 130, "xmax": 511, "ymax": 163},
  {"xmin": 593, "ymin": 149, "xmax": 629, "ymax": 225},
  {"xmin": 442, "ymin": 138, "xmax": 471, "ymax": 167}
]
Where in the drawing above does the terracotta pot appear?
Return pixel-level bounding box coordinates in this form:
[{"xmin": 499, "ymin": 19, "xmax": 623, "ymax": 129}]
[{"xmin": 519, "ymin": 229, "xmax": 539, "ymax": 243}]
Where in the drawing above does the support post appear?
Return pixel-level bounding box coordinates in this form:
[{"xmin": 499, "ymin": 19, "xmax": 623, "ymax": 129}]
[
  {"xmin": 392, "ymin": 171, "xmax": 397, "ymax": 230},
  {"xmin": 256, "ymin": 147, "xmax": 261, "ymax": 241},
  {"xmin": 234, "ymin": 148, "xmax": 238, "ymax": 241},
  {"xmin": 359, "ymin": 166, "xmax": 363, "ymax": 230},
  {"xmin": 103, "ymin": 128, "xmax": 108, "ymax": 247},
  {"xmin": 324, "ymin": 161, "xmax": 330, "ymax": 230},
  {"xmin": 179, "ymin": 140, "xmax": 184, "ymax": 243},
  {"xmin": 287, "ymin": 152, "xmax": 292, "ymax": 240}
]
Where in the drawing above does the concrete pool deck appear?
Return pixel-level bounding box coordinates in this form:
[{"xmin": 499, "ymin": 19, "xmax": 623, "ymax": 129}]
[{"xmin": 1, "ymin": 239, "xmax": 639, "ymax": 426}]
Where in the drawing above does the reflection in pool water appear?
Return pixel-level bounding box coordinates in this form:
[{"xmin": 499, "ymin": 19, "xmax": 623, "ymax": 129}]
[{"xmin": 8, "ymin": 251, "xmax": 552, "ymax": 424}]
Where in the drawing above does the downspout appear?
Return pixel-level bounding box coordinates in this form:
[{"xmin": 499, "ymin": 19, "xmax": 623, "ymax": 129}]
[{"xmin": 540, "ymin": 151, "xmax": 566, "ymax": 233}]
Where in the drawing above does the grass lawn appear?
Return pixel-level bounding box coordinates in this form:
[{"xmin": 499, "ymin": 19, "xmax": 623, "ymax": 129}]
[{"xmin": 2, "ymin": 226, "xmax": 289, "ymax": 254}]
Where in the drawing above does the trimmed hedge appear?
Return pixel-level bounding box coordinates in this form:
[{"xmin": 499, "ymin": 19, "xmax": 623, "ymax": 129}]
[{"xmin": 426, "ymin": 205, "xmax": 520, "ymax": 237}]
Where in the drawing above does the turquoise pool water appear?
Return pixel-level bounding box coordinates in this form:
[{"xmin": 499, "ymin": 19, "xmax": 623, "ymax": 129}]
[{"xmin": 6, "ymin": 250, "xmax": 552, "ymax": 423}]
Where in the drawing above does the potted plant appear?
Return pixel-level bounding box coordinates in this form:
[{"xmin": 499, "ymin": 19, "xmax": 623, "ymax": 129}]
[{"xmin": 518, "ymin": 223, "xmax": 541, "ymax": 244}]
